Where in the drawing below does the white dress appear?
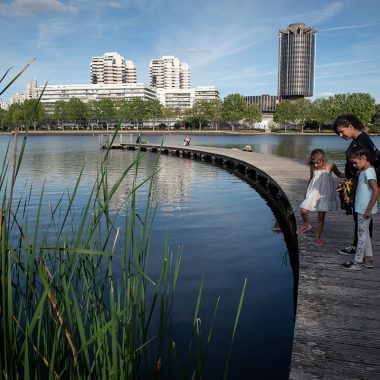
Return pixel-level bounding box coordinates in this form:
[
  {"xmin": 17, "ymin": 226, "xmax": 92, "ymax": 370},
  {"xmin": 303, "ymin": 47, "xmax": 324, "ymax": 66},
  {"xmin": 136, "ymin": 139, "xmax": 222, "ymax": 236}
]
[{"xmin": 300, "ymin": 168, "xmax": 338, "ymax": 212}]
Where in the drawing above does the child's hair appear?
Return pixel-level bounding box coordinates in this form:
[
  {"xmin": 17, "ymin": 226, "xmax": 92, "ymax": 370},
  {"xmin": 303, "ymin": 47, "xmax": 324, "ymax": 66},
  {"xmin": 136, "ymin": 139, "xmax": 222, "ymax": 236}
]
[
  {"xmin": 347, "ymin": 144, "xmax": 370, "ymax": 161},
  {"xmin": 308, "ymin": 149, "xmax": 326, "ymax": 165}
]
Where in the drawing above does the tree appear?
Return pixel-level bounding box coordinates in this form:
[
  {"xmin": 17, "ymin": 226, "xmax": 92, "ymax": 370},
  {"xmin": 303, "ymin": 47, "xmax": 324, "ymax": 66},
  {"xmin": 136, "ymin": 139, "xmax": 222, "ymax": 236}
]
[
  {"xmin": 120, "ymin": 98, "xmax": 146, "ymax": 129},
  {"xmin": 371, "ymin": 103, "xmax": 380, "ymax": 132},
  {"xmin": 222, "ymin": 94, "xmax": 247, "ymax": 131},
  {"xmin": 185, "ymin": 100, "xmax": 212, "ymax": 130},
  {"xmin": 0, "ymin": 108, "xmax": 7, "ymax": 130},
  {"xmin": 4, "ymin": 103, "xmax": 25, "ymax": 129},
  {"xmin": 23, "ymin": 99, "xmax": 45, "ymax": 130},
  {"xmin": 144, "ymin": 99, "xmax": 163, "ymax": 130},
  {"xmin": 292, "ymin": 98, "xmax": 312, "ymax": 133},
  {"xmin": 244, "ymin": 104, "xmax": 262, "ymax": 130},
  {"xmin": 328, "ymin": 93, "xmax": 376, "ymax": 125},
  {"xmin": 97, "ymin": 98, "xmax": 116, "ymax": 130},
  {"xmin": 205, "ymin": 99, "xmax": 223, "ymax": 130},
  {"xmin": 65, "ymin": 98, "xmax": 87, "ymax": 129},
  {"xmin": 53, "ymin": 100, "xmax": 68, "ymax": 130},
  {"xmin": 309, "ymin": 98, "xmax": 332, "ymax": 132},
  {"xmin": 273, "ymin": 100, "xmax": 294, "ymax": 132}
]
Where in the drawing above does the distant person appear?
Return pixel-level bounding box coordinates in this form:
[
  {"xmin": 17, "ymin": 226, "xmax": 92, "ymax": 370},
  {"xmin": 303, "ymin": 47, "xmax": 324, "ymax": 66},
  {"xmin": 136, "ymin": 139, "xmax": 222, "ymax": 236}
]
[
  {"xmin": 296, "ymin": 149, "xmax": 345, "ymax": 245},
  {"xmin": 340, "ymin": 145, "xmax": 379, "ymax": 270},
  {"xmin": 184, "ymin": 137, "xmax": 191, "ymax": 146},
  {"xmin": 136, "ymin": 134, "xmax": 141, "ymax": 144},
  {"xmin": 333, "ymin": 114, "xmax": 379, "ymax": 255}
]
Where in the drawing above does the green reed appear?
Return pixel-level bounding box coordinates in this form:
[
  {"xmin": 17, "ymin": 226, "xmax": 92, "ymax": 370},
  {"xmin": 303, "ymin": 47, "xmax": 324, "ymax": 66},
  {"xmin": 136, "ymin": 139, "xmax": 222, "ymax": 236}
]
[
  {"xmin": 0, "ymin": 68, "xmax": 246, "ymax": 379},
  {"xmin": 0, "ymin": 130, "xmax": 246, "ymax": 379}
]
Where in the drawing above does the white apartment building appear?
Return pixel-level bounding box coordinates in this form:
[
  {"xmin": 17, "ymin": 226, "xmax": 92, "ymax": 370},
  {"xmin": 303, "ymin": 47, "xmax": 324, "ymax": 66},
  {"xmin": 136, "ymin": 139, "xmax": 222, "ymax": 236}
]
[
  {"xmin": 9, "ymin": 92, "xmax": 25, "ymax": 105},
  {"xmin": 20, "ymin": 80, "xmax": 218, "ymax": 111},
  {"xmin": 35, "ymin": 83, "xmax": 156, "ymax": 110},
  {"xmin": 150, "ymin": 56, "xmax": 190, "ymax": 90},
  {"xmin": 0, "ymin": 99, "xmax": 8, "ymax": 110},
  {"xmin": 91, "ymin": 52, "xmax": 137, "ymax": 84},
  {"xmin": 25, "ymin": 80, "xmax": 38, "ymax": 100},
  {"xmin": 156, "ymin": 86, "xmax": 219, "ymax": 110}
]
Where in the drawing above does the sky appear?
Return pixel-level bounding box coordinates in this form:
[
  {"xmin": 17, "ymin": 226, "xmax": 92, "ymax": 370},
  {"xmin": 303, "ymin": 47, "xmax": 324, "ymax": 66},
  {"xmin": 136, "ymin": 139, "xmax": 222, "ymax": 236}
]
[{"xmin": 1, "ymin": 0, "xmax": 380, "ymax": 103}]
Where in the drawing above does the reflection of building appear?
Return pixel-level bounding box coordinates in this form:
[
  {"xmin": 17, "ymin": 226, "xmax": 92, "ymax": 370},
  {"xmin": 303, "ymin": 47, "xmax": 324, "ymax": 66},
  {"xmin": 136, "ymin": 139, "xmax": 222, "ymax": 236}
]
[
  {"xmin": 278, "ymin": 23, "xmax": 317, "ymax": 99},
  {"xmin": 91, "ymin": 52, "xmax": 137, "ymax": 84},
  {"xmin": 156, "ymin": 86, "xmax": 219, "ymax": 110},
  {"xmin": 245, "ymin": 95, "xmax": 281, "ymax": 113},
  {"xmin": 150, "ymin": 56, "xmax": 190, "ymax": 89}
]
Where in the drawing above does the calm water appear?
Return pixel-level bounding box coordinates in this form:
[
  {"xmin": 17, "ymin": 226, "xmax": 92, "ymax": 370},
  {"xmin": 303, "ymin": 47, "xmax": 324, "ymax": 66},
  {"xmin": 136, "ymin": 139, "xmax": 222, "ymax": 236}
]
[{"xmin": 1, "ymin": 133, "xmax": 378, "ymax": 378}]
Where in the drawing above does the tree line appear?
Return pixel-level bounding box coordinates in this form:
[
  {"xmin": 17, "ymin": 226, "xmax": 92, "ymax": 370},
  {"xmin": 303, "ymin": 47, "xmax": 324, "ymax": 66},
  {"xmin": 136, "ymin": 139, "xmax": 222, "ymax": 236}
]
[
  {"xmin": 0, "ymin": 92, "xmax": 379, "ymax": 132},
  {"xmin": 273, "ymin": 93, "xmax": 380, "ymax": 133}
]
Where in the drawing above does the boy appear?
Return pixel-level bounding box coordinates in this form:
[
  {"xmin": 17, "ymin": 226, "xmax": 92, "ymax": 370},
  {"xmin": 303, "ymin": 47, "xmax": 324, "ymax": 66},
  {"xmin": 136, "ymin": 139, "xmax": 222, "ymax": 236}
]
[{"xmin": 341, "ymin": 145, "xmax": 379, "ymax": 270}]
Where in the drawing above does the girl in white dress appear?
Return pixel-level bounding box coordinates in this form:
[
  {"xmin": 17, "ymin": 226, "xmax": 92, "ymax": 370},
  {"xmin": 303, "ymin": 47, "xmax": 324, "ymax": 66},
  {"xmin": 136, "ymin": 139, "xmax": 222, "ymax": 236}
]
[{"xmin": 296, "ymin": 149, "xmax": 345, "ymax": 245}]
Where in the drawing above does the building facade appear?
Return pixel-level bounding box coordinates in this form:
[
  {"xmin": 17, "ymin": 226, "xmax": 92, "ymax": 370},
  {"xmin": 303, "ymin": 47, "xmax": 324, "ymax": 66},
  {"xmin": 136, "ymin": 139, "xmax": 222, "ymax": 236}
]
[
  {"xmin": 149, "ymin": 56, "xmax": 190, "ymax": 90},
  {"xmin": 278, "ymin": 23, "xmax": 317, "ymax": 99},
  {"xmin": 36, "ymin": 83, "xmax": 156, "ymax": 111},
  {"xmin": 245, "ymin": 94, "xmax": 281, "ymax": 113},
  {"xmin": 90, "ymin": 52, "xmax": 137, "ymax": 84},
  {"xmin": 156, "ymin": 86, "xmax": 219, "ymax": 110},
  {"xmin": 0, "ymin": 99, "xmax": 8, "ymax": 110}
]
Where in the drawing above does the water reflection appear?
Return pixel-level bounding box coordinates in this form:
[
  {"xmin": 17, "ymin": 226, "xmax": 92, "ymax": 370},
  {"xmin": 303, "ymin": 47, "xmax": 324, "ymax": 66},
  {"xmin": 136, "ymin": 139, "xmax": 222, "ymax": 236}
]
[{"xmin": 3, "ymin": 133, "xmax": 378, "ymax": 378}]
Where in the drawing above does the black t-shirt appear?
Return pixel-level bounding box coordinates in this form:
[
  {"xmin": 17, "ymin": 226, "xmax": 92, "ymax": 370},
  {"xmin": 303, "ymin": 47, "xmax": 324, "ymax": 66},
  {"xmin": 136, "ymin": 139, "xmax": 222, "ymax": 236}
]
[{"xmin": 345, "ymin": 132, "xmax": 377, "ymax": 178}]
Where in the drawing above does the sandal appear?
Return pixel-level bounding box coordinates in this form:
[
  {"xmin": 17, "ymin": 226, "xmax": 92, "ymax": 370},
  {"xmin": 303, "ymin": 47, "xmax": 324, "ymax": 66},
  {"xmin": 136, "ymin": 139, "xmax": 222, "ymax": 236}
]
[
  {"xmin": 296, "ymin": 224, "xmax": 312, "ymax": 235},
  {"xmin": 315, "ymin": 239, "xmax": 324, "ymax": 246}
]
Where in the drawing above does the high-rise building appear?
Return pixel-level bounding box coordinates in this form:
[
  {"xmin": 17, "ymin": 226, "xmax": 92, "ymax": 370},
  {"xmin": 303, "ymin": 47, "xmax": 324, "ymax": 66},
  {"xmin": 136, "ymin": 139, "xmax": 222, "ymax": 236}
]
[
  {"xmin": 25, "ymin": 80, "xmax": 38, "ymax": 99},
  {"xmin": 278, "ymin": 23, "xmax": 317, "ymax": 99},
  {"xmin": 149, "ymin": 56, "xmax": 190, "ymax": 89},
  {"xmin": 90, "ymin": 52, "xmax": 137, "ymax": 84}
]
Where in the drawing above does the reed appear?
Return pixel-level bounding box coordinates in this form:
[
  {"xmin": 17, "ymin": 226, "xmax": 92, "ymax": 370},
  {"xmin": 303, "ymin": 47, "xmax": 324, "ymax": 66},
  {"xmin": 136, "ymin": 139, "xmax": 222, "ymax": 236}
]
[{"xmin": 0, "ymin": 70, "xmax": 246, "ymax": 380}]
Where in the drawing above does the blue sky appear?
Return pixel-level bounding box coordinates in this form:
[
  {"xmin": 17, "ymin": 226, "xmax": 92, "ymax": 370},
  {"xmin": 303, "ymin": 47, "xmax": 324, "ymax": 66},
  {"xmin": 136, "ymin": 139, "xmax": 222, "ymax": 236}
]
[{"xmin": 1, "ymin": 0, "xmax": 380, "ymax": 102}]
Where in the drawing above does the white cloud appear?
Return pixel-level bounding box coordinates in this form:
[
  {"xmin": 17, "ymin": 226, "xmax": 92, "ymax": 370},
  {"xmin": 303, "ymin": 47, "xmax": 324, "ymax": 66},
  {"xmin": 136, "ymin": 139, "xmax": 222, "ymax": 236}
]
[
  {"xmin": 0, "ymin": 0, "xmax": 77, "ymax": 16},
  {"xmin": 317, "ymin": 70, "xmax": 380, "ymax": 79},
  {"xmin": 107, "ymin": 1, "xmax": 121, "ymax": 8},
  {"xmin": 36, "ymin": 20, "xmax": 75, "ymax": 48},
  {"xmin": 318, "ymin": 22, "xmax": 380, "ymax": 32},
  {"xmin": 317, "ymin": 59, "xmax": 371, "ymax": 68},
  {"xmin": 309, "ymin": 1, "xmax": 344, "ymax": 24}
]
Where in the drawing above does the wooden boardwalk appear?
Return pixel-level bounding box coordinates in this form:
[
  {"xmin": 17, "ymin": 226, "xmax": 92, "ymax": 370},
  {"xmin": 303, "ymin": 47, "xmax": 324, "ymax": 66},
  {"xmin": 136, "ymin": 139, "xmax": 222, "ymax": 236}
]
[{"xmin": 104, "ymin": 142, "xmax": 380, "ymax": 379}]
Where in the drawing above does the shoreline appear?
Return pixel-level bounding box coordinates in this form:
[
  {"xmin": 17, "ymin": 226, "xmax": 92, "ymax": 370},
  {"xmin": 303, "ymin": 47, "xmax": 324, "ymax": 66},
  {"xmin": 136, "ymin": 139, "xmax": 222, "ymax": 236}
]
[{"xmin": 1, "ymin": 129, "xmax": 379, "ymax": 137}]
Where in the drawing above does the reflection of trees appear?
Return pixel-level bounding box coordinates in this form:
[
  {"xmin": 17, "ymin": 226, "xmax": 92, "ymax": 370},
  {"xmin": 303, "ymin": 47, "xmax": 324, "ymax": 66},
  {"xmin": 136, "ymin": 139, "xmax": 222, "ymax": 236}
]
[{"xmin": 272, "ymin": 136, "xmax": 312, "ymax": 160}]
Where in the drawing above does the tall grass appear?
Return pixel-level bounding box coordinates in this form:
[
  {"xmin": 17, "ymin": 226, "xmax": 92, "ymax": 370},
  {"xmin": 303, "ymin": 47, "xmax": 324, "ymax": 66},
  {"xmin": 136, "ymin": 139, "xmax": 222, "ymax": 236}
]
[
  {"xmin": 0, "ymin": 68, "xmax": 246, "ymax": 379},
  {"xmin": 0, "ymin": 133, "xmax": 246, "ymax": 380}
]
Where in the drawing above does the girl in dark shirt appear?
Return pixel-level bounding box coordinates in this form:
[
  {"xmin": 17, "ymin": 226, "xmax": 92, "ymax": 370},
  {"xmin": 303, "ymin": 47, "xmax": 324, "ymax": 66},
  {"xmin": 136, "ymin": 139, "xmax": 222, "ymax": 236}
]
[{"xmin": 334, "ymin": 114, "xmax": 378, "ymax": 255}]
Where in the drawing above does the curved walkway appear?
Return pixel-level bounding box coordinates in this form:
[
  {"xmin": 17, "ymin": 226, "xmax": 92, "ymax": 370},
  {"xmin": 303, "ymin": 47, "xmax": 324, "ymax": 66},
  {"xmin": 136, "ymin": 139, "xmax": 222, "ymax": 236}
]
[{"xmin": 105, "ymin": 142, "xmax": 380, "ymax": 379}]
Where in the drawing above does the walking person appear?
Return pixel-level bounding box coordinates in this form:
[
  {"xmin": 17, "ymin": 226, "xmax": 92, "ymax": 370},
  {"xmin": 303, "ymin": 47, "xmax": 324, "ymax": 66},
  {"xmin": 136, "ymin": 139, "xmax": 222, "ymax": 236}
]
[
  {"xmin": 333, "ymin": 114, "xmax": 379, "ymax": 255},
  {"xmin": 340, "ymin": 145, "xmax": 379, "ymax": 270},
  {"xmin": 296, "ymin": 149, "xmax": 345, "ymax": 245}
]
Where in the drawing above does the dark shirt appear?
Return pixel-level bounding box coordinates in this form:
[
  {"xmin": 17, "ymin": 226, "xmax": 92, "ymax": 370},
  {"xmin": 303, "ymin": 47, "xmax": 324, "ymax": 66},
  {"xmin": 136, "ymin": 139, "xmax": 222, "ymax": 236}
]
[{"xmin": 345, "ymin": 132, "xmax": 377, "ymax": 178}]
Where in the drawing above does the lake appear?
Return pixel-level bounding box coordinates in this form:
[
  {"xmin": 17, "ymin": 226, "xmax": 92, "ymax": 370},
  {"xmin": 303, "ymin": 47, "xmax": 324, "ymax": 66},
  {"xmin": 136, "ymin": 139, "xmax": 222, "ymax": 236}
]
[{"xmin": 1, "ymin": 133, "xmax": 378, "ymax": 378}]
